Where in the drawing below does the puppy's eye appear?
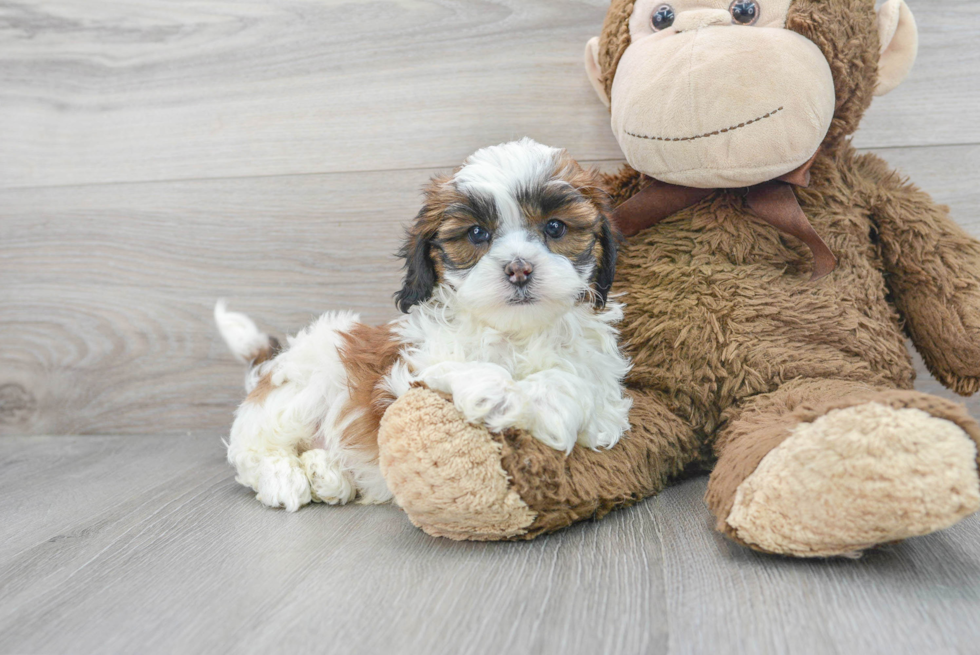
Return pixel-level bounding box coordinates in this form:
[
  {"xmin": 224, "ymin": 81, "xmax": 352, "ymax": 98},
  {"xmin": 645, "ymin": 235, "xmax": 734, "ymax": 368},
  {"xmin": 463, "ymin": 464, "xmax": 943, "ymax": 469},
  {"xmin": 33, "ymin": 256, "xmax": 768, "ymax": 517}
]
[
  {"xmin": 651, "ymin": 4, "xmax": 675, "ymax": 31},
  {"xmin": 468, "ymin": 225, "xmax": 491, "ymax": 245},
  {"xmin": 730, "ymin": 0, "xmax": 759, "ymax": 24},
  {"xmin": 544, "ymin": 219, "xmax": 567, "ymax": 239}
]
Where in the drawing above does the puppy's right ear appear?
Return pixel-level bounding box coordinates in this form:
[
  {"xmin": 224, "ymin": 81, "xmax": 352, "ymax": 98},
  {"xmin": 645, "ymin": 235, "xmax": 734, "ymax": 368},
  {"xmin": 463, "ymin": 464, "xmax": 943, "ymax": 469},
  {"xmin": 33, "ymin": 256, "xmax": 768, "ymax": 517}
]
[
  {"xmin": 394, "ymin": 209, "xmax": 437, "ymax": 313},
  {"xmin": 394, "ymin": 176, "xmax": 450, "ymax": 313}
]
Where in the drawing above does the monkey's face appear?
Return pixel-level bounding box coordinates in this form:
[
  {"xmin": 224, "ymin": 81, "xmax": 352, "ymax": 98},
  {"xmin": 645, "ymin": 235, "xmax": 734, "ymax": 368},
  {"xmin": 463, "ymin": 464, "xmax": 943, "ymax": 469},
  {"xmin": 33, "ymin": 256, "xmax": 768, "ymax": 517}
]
[
  {"xmin": 613, "ymin": 0, "xmax": 834, "ymax": 188},
  {"xmin": 586, "ymin": 0, "xmax": 919, "ymax": 189}
]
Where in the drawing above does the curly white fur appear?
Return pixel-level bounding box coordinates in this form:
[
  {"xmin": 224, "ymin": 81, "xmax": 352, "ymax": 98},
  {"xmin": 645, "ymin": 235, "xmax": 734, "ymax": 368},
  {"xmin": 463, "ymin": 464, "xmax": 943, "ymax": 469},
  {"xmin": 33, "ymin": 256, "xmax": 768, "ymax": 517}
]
[
  {"xmin": 391, "ymin": 286, "xmax": 632, "ymax": 452},
  {"xmin": 220, "ymin": 310, "xmax": 387, "ymax": 510}
]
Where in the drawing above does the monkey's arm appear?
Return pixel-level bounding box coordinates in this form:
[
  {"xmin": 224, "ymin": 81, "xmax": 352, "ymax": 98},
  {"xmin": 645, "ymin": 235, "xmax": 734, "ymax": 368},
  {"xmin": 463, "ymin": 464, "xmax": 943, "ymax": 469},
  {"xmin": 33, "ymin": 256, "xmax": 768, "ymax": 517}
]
[{"xmin": 854, "ymin": 151, "xmax": 980, "ymax": 395}]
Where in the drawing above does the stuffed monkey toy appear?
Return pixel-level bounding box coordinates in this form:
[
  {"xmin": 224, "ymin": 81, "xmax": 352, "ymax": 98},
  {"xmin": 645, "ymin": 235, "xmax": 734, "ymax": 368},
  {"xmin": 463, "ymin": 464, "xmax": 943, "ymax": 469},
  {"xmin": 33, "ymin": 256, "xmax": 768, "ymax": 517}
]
[{"xmin": 376, "ymin": 0, "xmax": 980, "ymax": 556}]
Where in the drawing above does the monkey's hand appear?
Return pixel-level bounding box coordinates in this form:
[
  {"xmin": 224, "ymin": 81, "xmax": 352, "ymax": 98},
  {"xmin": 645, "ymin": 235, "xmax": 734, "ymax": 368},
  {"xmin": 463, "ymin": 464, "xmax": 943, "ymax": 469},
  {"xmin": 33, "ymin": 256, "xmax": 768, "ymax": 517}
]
[{"xmin": 855, "ymin": 151, "xmax": 980, "ymax": 395}]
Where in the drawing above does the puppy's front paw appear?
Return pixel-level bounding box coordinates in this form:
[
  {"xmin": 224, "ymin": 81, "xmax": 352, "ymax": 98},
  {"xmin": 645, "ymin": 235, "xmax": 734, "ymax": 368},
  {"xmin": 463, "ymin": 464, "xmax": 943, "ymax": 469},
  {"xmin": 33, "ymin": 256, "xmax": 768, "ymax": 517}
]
[
  {"xmin": 523, "ymin": 394, "xmax": 580, "ymax": 453},
  {"xmin": 529, "ymin": 420, "xmax": 579, "ymax": 454},
  {"xmin": 472, "ymin": 387, "xmax": 526, "ymax": 434},
  {"xmin": 452, "ymin": 374, "xmax": 525, "ymax": 433},
  {"xmin": 417, "ymin": 361, "xmax": 466, "ymax": 396},
  {"xmin": 418, "ymin": 362, "xmax": 526, "ymax": 433},
  {"xmin": 255, "ymin": 456, "xmax": 312, "ymax": 512},
  {"xmin": 300, "ymin": 449, "xmax": 355, "ymax": 505}
]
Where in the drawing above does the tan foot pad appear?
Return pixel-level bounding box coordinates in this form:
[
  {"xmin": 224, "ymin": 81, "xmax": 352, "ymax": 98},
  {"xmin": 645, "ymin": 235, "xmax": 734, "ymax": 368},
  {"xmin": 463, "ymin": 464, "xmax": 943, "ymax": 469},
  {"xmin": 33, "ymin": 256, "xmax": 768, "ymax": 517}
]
[
  {"xmin": 726, "ymin": 402, "xmax": 980, "ymax": 557},
  {"xmin": 378, "ymin": 387, "xmax": 536, "ymax": 541}
]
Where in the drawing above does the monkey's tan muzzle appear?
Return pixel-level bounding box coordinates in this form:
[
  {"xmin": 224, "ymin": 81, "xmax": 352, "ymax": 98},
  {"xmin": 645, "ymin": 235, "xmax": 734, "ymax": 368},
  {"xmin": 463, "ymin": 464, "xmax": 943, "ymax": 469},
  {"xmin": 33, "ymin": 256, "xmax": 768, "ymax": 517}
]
[{"xmin": 610, "ymin": 26, "xmax": 835, "ymax": 189}]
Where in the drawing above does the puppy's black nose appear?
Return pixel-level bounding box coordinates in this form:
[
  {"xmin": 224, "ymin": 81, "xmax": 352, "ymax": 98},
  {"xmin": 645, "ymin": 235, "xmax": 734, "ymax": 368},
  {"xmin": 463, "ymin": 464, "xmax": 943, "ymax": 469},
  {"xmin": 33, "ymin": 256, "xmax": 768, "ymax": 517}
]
[{"xmin": 504, "ymin": 259, "xmax": 533, "ymax": 287}]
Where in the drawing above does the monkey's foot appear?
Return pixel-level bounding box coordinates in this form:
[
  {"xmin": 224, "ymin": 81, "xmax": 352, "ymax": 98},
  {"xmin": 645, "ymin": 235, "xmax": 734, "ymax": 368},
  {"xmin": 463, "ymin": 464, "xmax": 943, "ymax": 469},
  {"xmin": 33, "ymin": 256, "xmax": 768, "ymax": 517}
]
[
  {"xmin": 725, "ymin": 402, "xmax": 980, "ymax": 557},
  {"xmin": 378, "ymin": 387, "xmax": 536, "ymax": 541}
]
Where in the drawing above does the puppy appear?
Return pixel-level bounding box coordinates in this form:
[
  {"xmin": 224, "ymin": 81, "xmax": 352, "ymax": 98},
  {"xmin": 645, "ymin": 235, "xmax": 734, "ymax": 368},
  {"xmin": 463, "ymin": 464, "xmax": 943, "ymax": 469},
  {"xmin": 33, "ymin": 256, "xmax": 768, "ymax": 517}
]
[{"xmin": 216, "ymin": 138, "xmax": 632, "ymax": 511}]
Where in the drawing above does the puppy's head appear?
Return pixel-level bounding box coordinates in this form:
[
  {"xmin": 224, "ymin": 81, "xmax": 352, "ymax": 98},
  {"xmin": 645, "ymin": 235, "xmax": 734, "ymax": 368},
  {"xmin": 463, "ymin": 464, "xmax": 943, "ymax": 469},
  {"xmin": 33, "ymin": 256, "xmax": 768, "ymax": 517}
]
[{"xmin": 395, "ymin": 138, "xmax": 618, "ymax": 332}]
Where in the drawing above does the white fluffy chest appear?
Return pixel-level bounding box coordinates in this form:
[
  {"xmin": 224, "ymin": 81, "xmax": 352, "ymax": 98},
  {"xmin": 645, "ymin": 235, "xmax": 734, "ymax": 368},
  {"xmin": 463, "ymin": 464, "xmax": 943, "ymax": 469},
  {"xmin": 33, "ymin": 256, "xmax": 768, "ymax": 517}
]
[
  {"xmin": 381, "ymin": 297, "xmax": 632, "ymax": 453},
  {"xmin": 393, "ymin": 301, "xmax": 622, "ymax": 381}
]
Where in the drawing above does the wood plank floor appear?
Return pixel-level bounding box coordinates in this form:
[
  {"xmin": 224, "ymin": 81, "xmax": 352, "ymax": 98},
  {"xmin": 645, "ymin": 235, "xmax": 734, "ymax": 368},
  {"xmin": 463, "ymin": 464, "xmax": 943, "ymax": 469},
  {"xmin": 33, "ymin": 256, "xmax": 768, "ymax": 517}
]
[
  {"xmin": 2, "ymin": 0, "xmax": 980, "ymax": 653},
  {"xmin": 1, "ymin": 435, "xmax": 979, "ymax": 655}
]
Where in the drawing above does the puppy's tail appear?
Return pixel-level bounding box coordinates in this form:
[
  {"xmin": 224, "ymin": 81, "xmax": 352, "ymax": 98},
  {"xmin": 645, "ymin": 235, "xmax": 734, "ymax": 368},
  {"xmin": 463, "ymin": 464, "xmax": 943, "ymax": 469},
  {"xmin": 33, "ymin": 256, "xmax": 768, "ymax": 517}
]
[{"xmin": 214, "ymin": 300, "xmax": 281, "ymax": 367}]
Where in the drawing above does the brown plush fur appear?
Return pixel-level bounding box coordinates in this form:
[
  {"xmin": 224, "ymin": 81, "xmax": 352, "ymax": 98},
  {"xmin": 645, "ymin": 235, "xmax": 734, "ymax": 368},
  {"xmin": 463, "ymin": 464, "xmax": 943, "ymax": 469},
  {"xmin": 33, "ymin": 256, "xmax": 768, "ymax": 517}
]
[
  {"xmin": 785, "ymin": 0, "xmax": 881, "ymax": 149},
  {"xmin": 595, "ymin": 0, "xmax": 636, "ymax": 101},
  {"xmin": 496, "ymin": 387, "xmax": 701, "ymax": 538},
  {"xmin": 376, "ymin": 0, "xmax": 980, "ymax": 552},
  {"xmin": 851, "ymin": 153, "xmax": 980, "ymax": 395},
  {"xmin": 490, "ymin": 136, "xmax": 980, "ymax": 539},
  {"xmin": 498, "ymin": 0, "xmax": 980, "ymax": 547}
]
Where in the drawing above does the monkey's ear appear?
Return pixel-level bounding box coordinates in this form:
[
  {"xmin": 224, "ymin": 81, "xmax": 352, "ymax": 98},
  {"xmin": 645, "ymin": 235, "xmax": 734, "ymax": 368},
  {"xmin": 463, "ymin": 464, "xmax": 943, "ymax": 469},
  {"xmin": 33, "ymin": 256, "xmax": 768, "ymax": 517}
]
[
  {"xmin": 592, "ymin": 213, "xmax": 619, "ymax": 309},
  {"xmin": 585, "ymin": 37, "xmax": 611, "ymax": 109},
  {"xmin": 394, "ymin": 207, "xmax": 439, "ymax": 313},
  {"xmin": 874, "ymin": 0, "xmax": 918, "ymax": 97}
]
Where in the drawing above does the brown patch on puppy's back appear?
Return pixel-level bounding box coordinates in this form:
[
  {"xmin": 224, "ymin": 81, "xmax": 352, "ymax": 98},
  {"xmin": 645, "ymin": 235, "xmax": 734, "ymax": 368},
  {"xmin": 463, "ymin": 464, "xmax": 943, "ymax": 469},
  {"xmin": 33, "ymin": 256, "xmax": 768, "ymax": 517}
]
[
  {"xmin": 247, "ymin": 373, "xmax": 277, "ymax": 405},
  {"xmin": 242, "ymin": 337, "xmax": 284, "ymax": 406},
  {"xmin": 252, "ymin": 336, "xmax": 282, "ymax": 366},
  {"xmin": 339, "ymin": 323, "xmax": 403, "ymax": 461}
]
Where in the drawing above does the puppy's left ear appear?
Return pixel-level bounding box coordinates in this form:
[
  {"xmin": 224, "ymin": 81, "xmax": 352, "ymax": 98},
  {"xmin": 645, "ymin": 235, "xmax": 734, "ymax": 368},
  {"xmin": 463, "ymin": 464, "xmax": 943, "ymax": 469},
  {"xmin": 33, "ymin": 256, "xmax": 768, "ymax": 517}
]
[
  {"xmin": 591, "ymin": 213, "xmax": 618, "ymax": 308},
  {"xmin": 566, "ymin": 162, "xmax": 618, "ymax": 308},
  {"xmin": 557, "ymin": 155, "xmax": 619, "ymax": 308}
]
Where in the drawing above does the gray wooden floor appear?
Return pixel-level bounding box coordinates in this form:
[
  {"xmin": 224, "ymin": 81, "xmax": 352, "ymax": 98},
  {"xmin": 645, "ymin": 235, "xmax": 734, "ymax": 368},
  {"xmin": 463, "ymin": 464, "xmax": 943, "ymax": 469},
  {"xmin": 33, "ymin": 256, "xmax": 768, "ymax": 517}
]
[
  {"xmin": 2, "ymin": 436, "xmax": 980, "ymax": 655},
  {"xmin": 2, "ymin": 1, "xmax": 980, "ymax": 653}
]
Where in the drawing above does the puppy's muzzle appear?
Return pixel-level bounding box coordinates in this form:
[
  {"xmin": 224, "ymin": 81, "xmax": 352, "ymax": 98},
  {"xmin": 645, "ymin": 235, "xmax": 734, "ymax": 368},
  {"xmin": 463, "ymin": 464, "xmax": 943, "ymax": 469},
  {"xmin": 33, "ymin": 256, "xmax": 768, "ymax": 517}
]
[{"xmin": 504, "ymin": 259, "xmax": 534, "ymax": 287}]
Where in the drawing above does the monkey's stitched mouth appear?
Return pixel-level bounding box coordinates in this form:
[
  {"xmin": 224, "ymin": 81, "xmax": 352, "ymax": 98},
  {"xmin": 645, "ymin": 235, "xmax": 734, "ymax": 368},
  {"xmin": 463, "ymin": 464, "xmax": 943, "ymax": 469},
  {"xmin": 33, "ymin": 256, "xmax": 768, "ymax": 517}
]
[{"xmin": 626, "ymin": 106, "xmax": 784, "ymax": 143}]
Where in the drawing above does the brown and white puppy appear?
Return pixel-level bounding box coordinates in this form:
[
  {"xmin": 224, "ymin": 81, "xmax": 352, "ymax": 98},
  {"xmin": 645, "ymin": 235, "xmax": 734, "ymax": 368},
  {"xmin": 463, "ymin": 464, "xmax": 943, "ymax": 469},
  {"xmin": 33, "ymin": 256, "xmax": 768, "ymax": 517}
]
[{"xmin": 215, "ymin": 139, "xmax": 632, "ymax": 511}]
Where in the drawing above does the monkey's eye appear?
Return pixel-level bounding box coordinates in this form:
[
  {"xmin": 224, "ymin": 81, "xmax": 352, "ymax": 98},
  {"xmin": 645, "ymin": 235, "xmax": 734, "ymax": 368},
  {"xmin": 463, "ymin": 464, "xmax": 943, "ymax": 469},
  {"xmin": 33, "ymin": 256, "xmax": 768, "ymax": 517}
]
[
  {"xmin": 730, "ymin": 0, "xmax": 759, "ymax": 24},
  {"xmin": 544, "ymin": 219, "xmax": 567, "ymax": 239},
  {"xmin": 651, "ymin": 4, "xmax": 675, "ymax": 31},
  {"xmin": 468, "ymin": 225, "xmax": 491, "ymax": 245}
]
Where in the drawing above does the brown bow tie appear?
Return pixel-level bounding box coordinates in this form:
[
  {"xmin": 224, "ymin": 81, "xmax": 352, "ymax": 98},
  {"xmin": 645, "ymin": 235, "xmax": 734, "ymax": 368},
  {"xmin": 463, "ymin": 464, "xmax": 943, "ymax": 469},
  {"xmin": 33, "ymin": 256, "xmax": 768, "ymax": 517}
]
[{"xmin": 611, "ymin": 151, "xmax": 837, "ymax": 280}]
